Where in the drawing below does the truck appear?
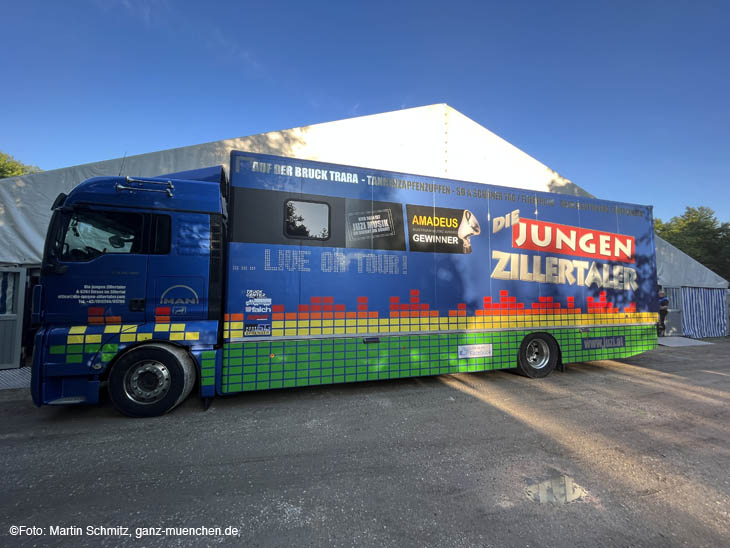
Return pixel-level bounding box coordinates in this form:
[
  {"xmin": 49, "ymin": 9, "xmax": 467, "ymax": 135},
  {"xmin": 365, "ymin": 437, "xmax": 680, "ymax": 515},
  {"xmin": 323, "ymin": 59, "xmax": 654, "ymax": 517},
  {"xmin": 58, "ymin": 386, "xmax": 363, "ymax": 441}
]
[{"xmin": 31, "ymin": 151, "xmax": 659, "ymax": 417}]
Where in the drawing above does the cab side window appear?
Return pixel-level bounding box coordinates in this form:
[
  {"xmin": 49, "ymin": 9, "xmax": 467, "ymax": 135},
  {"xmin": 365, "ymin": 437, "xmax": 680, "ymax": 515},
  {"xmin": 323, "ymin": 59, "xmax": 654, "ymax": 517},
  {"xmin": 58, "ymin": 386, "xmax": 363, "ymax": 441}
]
[{"xmin": 151, "ymin": 214, "xmax": 171, "ymax": 254}]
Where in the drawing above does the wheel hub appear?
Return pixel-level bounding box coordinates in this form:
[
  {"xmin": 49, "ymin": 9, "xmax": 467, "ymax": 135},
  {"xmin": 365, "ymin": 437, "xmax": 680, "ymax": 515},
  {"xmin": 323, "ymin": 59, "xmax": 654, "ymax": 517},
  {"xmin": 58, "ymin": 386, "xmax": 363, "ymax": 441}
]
[
  {"xmin": 525, "ymin": 339, "xmax": 550, "ymax": 369},
  {"xmin": 123, "ymin": 360, "xmax": 171, "ymax": 404}
]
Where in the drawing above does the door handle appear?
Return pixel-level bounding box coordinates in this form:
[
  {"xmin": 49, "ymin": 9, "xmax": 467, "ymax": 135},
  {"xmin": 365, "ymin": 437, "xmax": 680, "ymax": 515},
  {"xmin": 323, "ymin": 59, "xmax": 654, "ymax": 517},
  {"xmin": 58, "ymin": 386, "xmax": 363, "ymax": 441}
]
[{"xmin": 129, "ymin": 298, "xmax": 146, "ymax": 312}]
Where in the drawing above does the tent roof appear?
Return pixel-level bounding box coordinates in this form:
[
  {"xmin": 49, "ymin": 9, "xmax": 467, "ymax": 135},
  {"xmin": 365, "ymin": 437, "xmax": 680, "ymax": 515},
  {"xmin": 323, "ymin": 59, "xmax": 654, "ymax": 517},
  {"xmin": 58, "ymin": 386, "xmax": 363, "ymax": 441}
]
[{"xmin": 655, "ymin": 235, "xmax": 728, "ymax": 289}]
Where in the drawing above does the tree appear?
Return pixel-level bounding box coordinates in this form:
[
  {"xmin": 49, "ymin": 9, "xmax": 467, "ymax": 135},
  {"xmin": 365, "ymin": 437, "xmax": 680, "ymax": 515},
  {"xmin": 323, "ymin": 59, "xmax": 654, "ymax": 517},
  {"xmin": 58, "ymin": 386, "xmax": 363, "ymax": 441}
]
[
  {"xmin": 655, "ymin": 206, "xmax": 730, "ymax": 282},
  {"xmin": 285, "ymin": 201, "xmax": 310, "ymax": 237},
  {"xmin": 0, "ymin": 151, "xmax": 41, "ymax": 179}
]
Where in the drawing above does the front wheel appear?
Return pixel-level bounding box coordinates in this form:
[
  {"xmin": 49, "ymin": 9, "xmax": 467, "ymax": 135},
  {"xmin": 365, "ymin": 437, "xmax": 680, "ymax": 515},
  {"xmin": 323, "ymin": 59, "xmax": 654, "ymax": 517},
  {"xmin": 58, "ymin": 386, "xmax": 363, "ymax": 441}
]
[
  {"xmin": 516, "ymin": 333, "xmax": 558, "ymax": 378},
  {"xmin": 108, "ymin": 343, "xmax": 195, "ymax": 417}
]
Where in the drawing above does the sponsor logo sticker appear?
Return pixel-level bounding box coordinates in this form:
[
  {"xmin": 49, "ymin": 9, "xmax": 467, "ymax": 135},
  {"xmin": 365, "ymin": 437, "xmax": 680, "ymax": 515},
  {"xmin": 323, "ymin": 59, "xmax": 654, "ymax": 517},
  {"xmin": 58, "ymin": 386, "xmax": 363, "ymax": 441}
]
[
  {"xmin": 457, "ymin": 344, "xmax": 493, "ymax": 359},
  {"xmin": 581, "ymin": 336, "xmax": 626, "ymax": 350}
]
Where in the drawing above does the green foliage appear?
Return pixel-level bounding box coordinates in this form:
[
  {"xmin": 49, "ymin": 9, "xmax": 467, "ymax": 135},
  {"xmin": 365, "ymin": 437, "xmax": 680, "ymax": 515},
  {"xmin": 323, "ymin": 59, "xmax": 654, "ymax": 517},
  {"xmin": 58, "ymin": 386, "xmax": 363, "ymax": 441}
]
[
  {"xmin": 654, "ymin": 207, "xmax": 730, "ymax": 282},
  {"xmin": 0, "ymin": 151, "xmax": 41, "ymax": 179}
]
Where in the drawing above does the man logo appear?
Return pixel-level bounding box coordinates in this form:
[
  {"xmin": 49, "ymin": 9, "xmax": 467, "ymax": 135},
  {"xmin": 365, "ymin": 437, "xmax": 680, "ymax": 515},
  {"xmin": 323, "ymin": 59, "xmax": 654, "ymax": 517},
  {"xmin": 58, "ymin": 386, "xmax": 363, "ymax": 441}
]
[{"xmin": 160, "ymin": 285, "xmax": 200, "ymax": 305}]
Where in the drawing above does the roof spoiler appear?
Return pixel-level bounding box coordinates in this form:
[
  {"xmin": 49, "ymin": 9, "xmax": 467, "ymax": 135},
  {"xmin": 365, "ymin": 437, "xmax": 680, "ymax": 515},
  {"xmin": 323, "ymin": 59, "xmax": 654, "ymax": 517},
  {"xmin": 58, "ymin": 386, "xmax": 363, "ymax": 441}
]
[{"xmin": 157, "ymin": 165, "xmax": 229, "ymax": 199}]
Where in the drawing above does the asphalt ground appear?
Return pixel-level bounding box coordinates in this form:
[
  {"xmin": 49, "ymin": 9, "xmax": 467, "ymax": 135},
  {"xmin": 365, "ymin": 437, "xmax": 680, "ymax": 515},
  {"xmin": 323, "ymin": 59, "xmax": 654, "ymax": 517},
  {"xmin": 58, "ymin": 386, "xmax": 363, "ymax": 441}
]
[{"xmin": 1, "ymin": 339, "xmax": 729, "ymax": 548}]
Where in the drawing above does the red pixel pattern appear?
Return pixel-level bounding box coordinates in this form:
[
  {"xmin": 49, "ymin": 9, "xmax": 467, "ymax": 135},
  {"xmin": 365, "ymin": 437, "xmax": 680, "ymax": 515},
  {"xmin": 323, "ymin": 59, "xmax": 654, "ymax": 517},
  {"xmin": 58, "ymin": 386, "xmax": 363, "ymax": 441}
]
[{"xmin": 253, "ymin": 290, "xmax": 635, "ymax": 322}]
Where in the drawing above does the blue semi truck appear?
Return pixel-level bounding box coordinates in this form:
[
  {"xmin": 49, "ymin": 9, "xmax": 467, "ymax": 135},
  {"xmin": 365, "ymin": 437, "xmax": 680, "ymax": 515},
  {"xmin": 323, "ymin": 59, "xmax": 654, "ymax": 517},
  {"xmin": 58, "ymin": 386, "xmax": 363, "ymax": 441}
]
[{"xmin": 32, "ymin": 151, "xmax": 659, "ymax": 417}]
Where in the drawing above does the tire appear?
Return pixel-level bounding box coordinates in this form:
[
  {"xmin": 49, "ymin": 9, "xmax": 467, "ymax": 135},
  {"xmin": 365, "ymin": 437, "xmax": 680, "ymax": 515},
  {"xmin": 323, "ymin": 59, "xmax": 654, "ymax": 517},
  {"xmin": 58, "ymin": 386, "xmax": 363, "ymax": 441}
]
[
  {"xmin": 516, "ymin": 333, "xmax": 558, "ymax": 378},
  {"xmin": 108, "ymin": 343, "xmax": 195, "ymax": 418}
]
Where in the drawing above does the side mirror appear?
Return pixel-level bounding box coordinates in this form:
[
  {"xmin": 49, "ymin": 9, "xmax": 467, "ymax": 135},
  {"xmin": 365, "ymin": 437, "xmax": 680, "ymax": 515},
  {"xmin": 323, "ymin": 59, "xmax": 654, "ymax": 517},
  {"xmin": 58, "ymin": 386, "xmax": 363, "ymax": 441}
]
[
  {"xmin": 31, "ymin": 284, "xmax": 43, "ymax": 324},
  {"xmin": 109, "ymin": 235, "xmax": 126, "ymax": 249}
]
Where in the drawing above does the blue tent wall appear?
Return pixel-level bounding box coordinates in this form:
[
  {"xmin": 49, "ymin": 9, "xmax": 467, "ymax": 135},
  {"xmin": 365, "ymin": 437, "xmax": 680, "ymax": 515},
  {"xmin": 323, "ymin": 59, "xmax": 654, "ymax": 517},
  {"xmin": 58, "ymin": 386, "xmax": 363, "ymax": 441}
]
[{"xmin": 681, "ymin": 287, "xmax": 728, "ymax": 338}]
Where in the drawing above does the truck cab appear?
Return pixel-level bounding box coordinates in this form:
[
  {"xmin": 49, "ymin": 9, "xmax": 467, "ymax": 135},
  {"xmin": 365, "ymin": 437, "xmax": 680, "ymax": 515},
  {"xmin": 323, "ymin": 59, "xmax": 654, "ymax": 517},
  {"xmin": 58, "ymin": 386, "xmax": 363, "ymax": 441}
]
[{"xmin": 32, "ymin": 170, "xmax": 225, "ymax": 416}]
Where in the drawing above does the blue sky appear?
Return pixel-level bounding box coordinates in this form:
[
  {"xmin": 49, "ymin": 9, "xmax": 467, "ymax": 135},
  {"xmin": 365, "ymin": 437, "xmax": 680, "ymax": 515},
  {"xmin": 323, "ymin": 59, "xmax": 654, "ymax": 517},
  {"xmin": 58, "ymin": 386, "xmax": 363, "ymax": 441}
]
[{"xmin": 2, "ymin": 0, "xmax": 729, "ymax": 223}]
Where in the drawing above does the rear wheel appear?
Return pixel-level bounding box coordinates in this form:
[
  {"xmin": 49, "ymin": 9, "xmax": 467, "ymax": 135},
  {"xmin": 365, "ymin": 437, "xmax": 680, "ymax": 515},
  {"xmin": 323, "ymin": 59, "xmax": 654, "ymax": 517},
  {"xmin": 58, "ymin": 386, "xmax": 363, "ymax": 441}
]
[
  {"xmin": 108, "ymin": 343, "xmax": 195, "ymax": 417},
  {"xmin": 516, "ymin": 333, "xmax": 558, "ymax": 378}
]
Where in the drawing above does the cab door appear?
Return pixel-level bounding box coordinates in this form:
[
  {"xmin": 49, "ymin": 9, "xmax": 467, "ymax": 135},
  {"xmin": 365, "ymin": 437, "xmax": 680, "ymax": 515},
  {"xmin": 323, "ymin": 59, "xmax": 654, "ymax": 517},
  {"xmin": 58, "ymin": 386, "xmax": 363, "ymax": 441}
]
[{"xmin": 41, "ymin": 207, "xmax": 149, "ymax": 326}]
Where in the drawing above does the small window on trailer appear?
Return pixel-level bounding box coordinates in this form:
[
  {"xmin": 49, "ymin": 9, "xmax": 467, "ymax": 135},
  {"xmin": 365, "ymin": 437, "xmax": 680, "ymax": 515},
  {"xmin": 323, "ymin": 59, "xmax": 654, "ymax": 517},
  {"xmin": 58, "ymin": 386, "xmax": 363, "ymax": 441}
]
[{"xmin": 284, "ymin": 200, "xmax": 330, "ymax": 240}]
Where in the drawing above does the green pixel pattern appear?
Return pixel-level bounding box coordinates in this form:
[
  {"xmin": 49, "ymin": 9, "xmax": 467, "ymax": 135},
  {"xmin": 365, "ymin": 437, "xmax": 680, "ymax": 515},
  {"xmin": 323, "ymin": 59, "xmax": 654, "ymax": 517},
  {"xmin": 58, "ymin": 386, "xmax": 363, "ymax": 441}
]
[
  {"xmin": 50, "ymin": 342, "xmax": 119, "ymax": 366},
  {"xmin": 200, "ymin": 350, "xmax": 216, "ymax": 387},
  {"xmin": 220, "ymin": 326, "xmax": 657, "ymax": 394}
]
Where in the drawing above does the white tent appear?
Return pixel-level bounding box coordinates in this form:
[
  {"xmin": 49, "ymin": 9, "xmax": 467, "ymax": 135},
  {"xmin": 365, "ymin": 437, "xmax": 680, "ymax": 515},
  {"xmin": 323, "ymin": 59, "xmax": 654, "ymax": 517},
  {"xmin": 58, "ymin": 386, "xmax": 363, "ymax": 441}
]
[
  {"xmin": 655, "ymin": 235, "xmax": 728, "ymax": 338},
  {"xmin": 0, "ymin": 104, "xmax": 591, "ymax": 266}
]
